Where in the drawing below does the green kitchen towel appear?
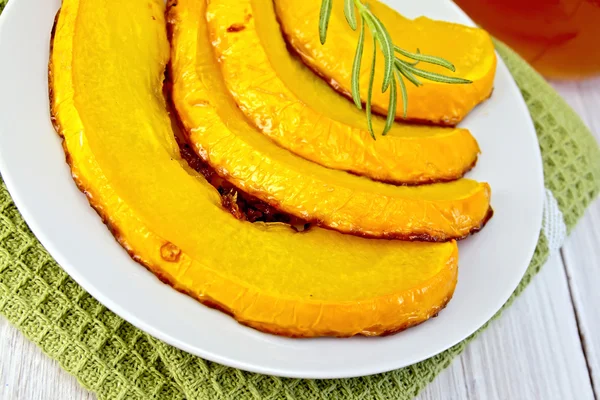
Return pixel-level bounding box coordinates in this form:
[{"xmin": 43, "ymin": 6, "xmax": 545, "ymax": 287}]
[{"xmin": 1, "ymin": 3, "xmax": 600, "ymax": 399}]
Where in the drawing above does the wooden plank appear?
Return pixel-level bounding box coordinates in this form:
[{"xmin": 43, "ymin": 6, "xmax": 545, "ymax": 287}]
[
  {"xmin": 0, "ymin": 318, "xmax": 95, "ymax": 400},
  {"xmin": 562, "ymin": 205, "xmax": 600, "ymax": 396},
  {"xmin": 418, "ymin": 254, "xmax": 595, "ymax": 400},
  {"xmin": 552, "ymin": 79, "xmax": 600, "ymax": 397},
  {"xmin": 551, "ymin": 79, "xmax": 600, "ymax": 136}
]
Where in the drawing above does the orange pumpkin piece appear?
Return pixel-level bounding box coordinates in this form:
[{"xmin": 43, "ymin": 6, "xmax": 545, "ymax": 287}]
[
  {"xmin": 274, "ymin": 0, "xmax": 497, "ymax": 125},
  {"xmin": 50, "ymin": 0, "xmax": 459, "ymax": 337},
  {"xmin": 206, "ymin": 0, "xmax": 480, "ymax": 184},
  {"xmin": 171, "ymin": 0, "xmax": 492, "ymax": 241}
]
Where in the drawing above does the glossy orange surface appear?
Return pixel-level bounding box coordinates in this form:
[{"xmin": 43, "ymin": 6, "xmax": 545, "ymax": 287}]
[
  {"xmin": 207, "ymin": 0, "xmax": 480, "ymax": 184},
  {"xmin": 50, "ymin": 0, "xmax": 460, "ymax": 337},
  {"xmin": 274, "ymin": 0, "xmax": 497, "ymax": 125}
]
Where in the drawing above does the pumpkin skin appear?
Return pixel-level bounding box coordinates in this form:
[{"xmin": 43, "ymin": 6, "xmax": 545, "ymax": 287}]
[
  {"xmin": 206, "ymin": 0, "xmax": 480, "ymax": 185},
  {"xmin": 50, "ymin": 0, "xmax": 460, "ymax": 337},
  {"xmin": 274, "ymin": 0, "xmax": 497, "ymax": 126},
  {"xmin": 170, "ymin": 0, "xmax": 492, "ymax": 241}
]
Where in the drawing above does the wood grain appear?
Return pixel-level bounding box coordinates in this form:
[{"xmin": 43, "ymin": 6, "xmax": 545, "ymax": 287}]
[
  {"xmin": 563, "ymin": 207, "xmax": 600, "ymax": 396},
  {"xmin": 552, "ymin": 77, "xmax": 600, "ymax": 396},
  {"xmin": 0, "ymin": 318, "xmax": 94, "ymax": 400}
]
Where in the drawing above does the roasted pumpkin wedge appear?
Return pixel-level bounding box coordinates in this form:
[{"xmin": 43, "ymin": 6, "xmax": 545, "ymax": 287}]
[
  {"xmin": 170, "ymin": 0, "xmax": 492, "ymax": 241},
  {"xmin": 274, "ymin": 0, "xmax": 497, "ymax": 125},
  {"xmin": 206, "ymin": 0, "xmax": 480, "ymax": 184},
  {"xmin": 50, "ymin": 0, "xmax": 460, "ymax": 337}
]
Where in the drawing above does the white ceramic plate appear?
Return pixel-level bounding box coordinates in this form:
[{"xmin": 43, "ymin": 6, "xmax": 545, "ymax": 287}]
[{"xmin": 0, "ymin": 0, "xmax": 544, "ymax": 379}]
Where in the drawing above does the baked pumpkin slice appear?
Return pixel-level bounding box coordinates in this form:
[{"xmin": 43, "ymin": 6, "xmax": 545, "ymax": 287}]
[
  {"xmin": 274, "ymin": 0, "xmax": 497, "ymax": 125},
  {"xmin": 170, "ymin": 0, "xmax": 492, "ymax": 241},
  {"xmin": 51, "ymin": 0, "xmax": 460, "ymax": 337},
  {"xmin": 206, "ymin": 0, "xmax": 480, "ymax": 185}
]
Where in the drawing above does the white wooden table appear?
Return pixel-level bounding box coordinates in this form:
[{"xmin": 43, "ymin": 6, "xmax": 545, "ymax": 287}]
[{"xmin": 0, "ymin": 79, "xmax": 599, "ymax": 400}]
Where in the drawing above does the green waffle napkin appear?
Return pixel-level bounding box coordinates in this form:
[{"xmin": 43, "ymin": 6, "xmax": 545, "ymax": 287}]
[{"xmin": 1, "ymin": 1, "xmax": 600, "ymax": 398}]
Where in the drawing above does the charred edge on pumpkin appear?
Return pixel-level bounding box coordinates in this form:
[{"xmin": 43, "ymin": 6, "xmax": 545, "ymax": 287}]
[
  {"xmin": 173, "ymin": 110, "xmax": 308, "ymax": 226},
  {"xmin": 48, "ymin": 10, "xmax": 61, "ymax": 134},
  {"xmin": 177, "ymin": 138, "xmax": 308, "ymax": 225}
]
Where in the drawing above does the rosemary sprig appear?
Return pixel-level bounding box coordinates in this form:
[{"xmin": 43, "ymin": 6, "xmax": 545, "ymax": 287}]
[{"xmin": 319, "ymin": 0, "xmax": 472, "ymax": 138}]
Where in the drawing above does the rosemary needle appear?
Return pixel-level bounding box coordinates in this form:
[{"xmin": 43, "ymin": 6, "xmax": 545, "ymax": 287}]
[{"xmin": 319, "ymin": 0, "xmax": 472, "ymax": 138}]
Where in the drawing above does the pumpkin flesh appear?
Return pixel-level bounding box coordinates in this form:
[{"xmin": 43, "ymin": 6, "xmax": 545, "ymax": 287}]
[
  {"xmin": 171, "ymin": 0, "xmax": 492, "ymax": 241},
  {"xmin": 274, "ymin": 0, "xmax": 497, "ymax": 125},
  {"xmin": 206, "ymin": 0, "xmax": 480, "ymax": 184},
  {"xmin": 50, "ymin": 0, "xmax": 459, "ymax": 337}
]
